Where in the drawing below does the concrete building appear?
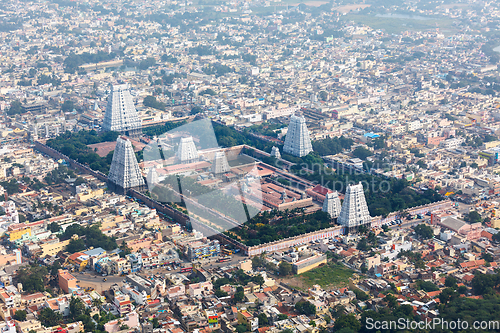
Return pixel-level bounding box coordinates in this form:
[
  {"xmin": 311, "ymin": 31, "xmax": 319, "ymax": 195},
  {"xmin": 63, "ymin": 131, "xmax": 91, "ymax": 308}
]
[
  {"xmin": 186, "ymin": 239, "xmax": 220, "ymax": 260},
  {"xmin": 322, "ymin": 191, "xmax": 341, "ymax": 219},
  {"xmin": 175, "ymin": 136, "xmax": 199, "ymax": 164},
  {"xmin": 102, "ymin": 84, "xmax": 142, "ymax": 137},
  {"xmin": 292, "ymin": 253, "xmax": 327, "ymax": 274},
  {"xmin": 283, "ymin": 115, "xmax": 313, "ymax": 157},
  {"xmin": 108, "ymin": 137, "xmax": 145, "ymax": 194},
  {"xmin": 337, "ymin": 183, "xmax": 371, "ymax": 231},
  {"xmin": 58, "ymin": 270, "xmax": 78, "ymax": 294}
]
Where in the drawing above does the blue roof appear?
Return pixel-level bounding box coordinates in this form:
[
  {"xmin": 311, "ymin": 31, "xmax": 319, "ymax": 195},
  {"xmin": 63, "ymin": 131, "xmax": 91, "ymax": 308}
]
[
  {"xmin": 84, "ymin": 248, "xmax": 106, "ymax": 257},
  {"xmin": 364, "ymin": 132, "xmax": 380, "ymax": 138}
]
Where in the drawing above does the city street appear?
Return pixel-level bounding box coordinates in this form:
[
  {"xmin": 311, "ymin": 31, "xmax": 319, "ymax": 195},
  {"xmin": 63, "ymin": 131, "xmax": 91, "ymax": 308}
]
[{"xmin": 76, "ymin": 272, "xmax": 125, "ymax": 293}]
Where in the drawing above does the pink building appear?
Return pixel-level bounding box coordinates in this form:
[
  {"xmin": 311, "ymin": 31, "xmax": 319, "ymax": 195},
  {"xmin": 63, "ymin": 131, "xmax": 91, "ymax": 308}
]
[{"xmin": 104, "ymin": 312, "xmax": 139, "ymax": 333}]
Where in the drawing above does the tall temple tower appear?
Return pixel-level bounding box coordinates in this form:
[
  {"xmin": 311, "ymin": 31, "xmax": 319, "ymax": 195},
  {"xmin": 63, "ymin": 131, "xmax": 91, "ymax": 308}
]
[
  {"xmin": 211, "ymin": 151, "xmax": 230, "ymax": 175},
  {"xmin": 270, "ymin": 146, "xmax": 281, "ymax": 159},
  {"xmin": 102, "ymin": 84, "xmax": 142, "ymax": 137},
  {"xmin": 337, "ymin": 183, "xmax": 371, "ymax": 232},
  {"xmin": 283, "ymin": 115, "xmax": 313, "ymax": 157},
  {"xmin": 175, "ymin": 136, "xmax": 199, "ymax": 164},
  {"xmin": 108, "ymin": 137, "xmax": 145, "ymax": 194},
  {"xmin": 146, "ymin": 167, "xmax": 159, "ymax": 188},
  {"xmin": 322, "ymin": 191, "xmax": 341, "ymax": 219}
]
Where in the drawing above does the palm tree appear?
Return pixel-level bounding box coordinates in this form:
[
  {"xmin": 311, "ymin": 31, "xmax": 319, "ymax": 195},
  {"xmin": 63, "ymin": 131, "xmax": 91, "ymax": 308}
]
[{"xmin": 91, "ymin": 297, "xmax": 102, "ymax": 310}]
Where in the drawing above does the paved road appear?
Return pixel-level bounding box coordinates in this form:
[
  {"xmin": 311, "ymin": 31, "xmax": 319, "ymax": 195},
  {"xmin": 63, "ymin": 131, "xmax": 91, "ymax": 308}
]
[
  {"xmin": 72, "ymin": 253, "xmax": 247, "ymax": 292},
  {"xmin": 76, "ymin": 272, "xmax": 125, "ymax": 292}
]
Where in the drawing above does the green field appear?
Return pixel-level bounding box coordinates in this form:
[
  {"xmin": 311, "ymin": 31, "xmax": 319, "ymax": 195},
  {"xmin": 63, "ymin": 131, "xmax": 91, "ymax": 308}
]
[
  {"xmin": 292, "ymin": 262, "xmax": 356, "ymax": 289},
  {"xmin": 342, "ymin": 13, "xmax": 457, "ymax": 34}
]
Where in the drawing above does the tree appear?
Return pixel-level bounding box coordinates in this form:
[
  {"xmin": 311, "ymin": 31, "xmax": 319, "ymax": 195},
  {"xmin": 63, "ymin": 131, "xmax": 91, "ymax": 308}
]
[
  {"xmin": 7, "ymin": 100, "xmax": 24, "ymax": 115},
  {"xmin": 152, "ymin": 317, "xmax": 161, "ymax": 329},
  {"xmin": 416, "ymin": 280, "xmax": 439, "ymax": 292},
  {"xmin": 352, "ymin": 146, "xmax": 373, "ymax": 160},
  {"xmin": 13, "ymin": 310, "xmax": 27, "ymax": 321},
  {"xmin": 258, "ymin": 313, "xmax": 269, "ymax": 326},
  {"xmin": 215, "ymin": 289, "xmax": 228, "ymax": 297},
  {"xmin": 466, "ymin": 211, "xmax": 482, "ymax": 223},
  {"xmin": 91, "ymin": 297, "xmax": 102, "ymax": 309},
  {"xmin": 38, "ymin": 307, "xmax": 62, "ymax": 327},
  {"xmin": 439, "ymin": 287, "xmax": 458, "ymax": 304},
  {"xmin": 61, "ymin": 100, "xmax": 76, "ymax": 112},
  {"xmin": 277, "ymin": 314, "xmax": 288, "ymax": 321},
  {"xmin": 190, "ymin": 106, "xmax": 203, "ymax": 115},
  {"xmin": 47, "ymin": 222, "xmax": 61, "ymax": 233},
  {"xmin": 295, "ymin": 300, "xmax": 316, "ymax": 315},
  {"xmin": 234, "ymin": 286, "xmax": 245, "ymax": 303},
  {"xmin": 333, "ymin": 314, "xmax": 361, "ymax": 332},
  {"xmin": 15, "ymin": 265, "xmax": 47, "ymax": 293},
  {"xmin": 445, "ymin": 275, "xmax": 457, "ymax": 288},
  {"xmin": 143, "ymin": 95, "xmax": 166, "ymax": 111},
  {"xmin": 385, "ymin": 294, "xmax": 397, "ymax": 308},
  {"xmin": 482, "ymin": 252, "xmax": 493, "ymax": 263},
  {"xmin": 66, "ymin": 238, "xmax": 86, "ymax": 253},
  {"xmin": 471, "ymin": 272, "xmax": 500, "ymax": 295},
  {"xmin": 235, "ymin": 324, "xmax": 247, "ymax": 333},
  {"xmin": 353, "ymin": 289, "xmax": 369, "ymax": 301},
  {"xmin": 278, "ymin": 262, "xmax": 292, "ymax": 276},
  {"xmin": 414, "ymin": 224, "xmax": 434, "ymax": 239},
  {"xmin": 251, "ymin": 274, "xmax": 265, "ymax": 287},
  {"xmin": 69, "ymin": 296, "xmax": 86, "ymax": 321}
]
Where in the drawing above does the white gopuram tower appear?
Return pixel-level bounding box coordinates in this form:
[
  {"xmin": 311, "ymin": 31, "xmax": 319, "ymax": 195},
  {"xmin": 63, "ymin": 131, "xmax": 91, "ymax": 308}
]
[
  {"xmin": 270, "ymin": 146, "xmax": 281, "ymax": 159},
  {"xmin": 283, "ymin": 115, "xmax": 313, "ymax": 157},
  {"xmin": 337, "ymin": 183, "xmax": 371, "ymax": 232},
  {"xmin": 175, "ymin": 136, "xmax": 199, "ymax": 164},
  {"xmin": 322, "ymin": 191, "xmax": 342, "ymax": 219},
  {"xmin": 103, "ymin": 84, "xmax": 142, "ymax": 137},
  {"xmin": 146, "ymin": 167, "xmax": 159, "ymax": 188},
  {"xmin": 211, "ymin": 151, "xmax": 230, "ymax": 175},
  {"xmin": 108, "ymin": 137, "xmax": 145, "ymax": 194}
]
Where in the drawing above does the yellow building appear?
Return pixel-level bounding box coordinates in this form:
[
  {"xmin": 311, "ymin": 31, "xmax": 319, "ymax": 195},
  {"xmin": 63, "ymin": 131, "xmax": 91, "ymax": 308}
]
[
  {"xmin": 292, "ymin": 254, "xmax": 327, "ymax": 275},
  {"xmin": 99, "ymin": 215, "xmax": 125, "ymax": 230},
  {"xmin": 77, "ymin": 189, "xmax": 104, "ymax": 202},
  {"xmin": 8, "ymin": 227, "xmax": 31, "ymax": 241},
  {"xmin": 237, "ymin": 310, "xmax": 258, "ymax": 332},
  {"xmin": 68, "ymin": 252, "xmax": 90, "ymax": 271},
  {"xmin": 240, "ymin": 260, "xmax": 252, "ymax": 273},
  {"xmin": 40, "ymin": 239, "xmax": 71, "ymax": 257}
]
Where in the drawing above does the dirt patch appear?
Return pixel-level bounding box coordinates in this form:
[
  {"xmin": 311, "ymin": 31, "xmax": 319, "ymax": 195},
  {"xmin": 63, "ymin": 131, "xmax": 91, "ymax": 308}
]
[{"xmin": 88, "ymin": 137, "xmax": 146, "ymax": 157}]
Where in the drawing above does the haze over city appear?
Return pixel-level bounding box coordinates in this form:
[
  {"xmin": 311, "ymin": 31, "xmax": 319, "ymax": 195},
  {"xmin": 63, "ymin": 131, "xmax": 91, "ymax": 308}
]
[{"xmin": 0, "ymin": 0, "xmax": 499, "ymax": 333}]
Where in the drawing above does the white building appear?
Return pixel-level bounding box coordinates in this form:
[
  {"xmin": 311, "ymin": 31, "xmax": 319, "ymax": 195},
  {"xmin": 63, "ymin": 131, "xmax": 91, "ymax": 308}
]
[
  {"xmin": 102, "ymin": 84, "xmax": 142, "ymax": 137},
  {"xmin": 440, "ymin": 137, "xmax": 465, "ymax": 149},
  {"xmin": 337, "ymin": 183, "xmax": 371, "ymax": 230},
  {"xmin": 108, "ymin": 137, "xmax": 145, "ymax": 193},
  {"xmin": 283, "ymin": 115, "xmax": 313, "ymax": 157}
]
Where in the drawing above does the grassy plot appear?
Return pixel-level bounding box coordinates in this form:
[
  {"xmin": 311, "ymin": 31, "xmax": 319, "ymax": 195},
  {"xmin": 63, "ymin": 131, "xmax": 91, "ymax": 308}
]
[
  {"xmin": 341, "ymin": 13, "xmax": 457, "ymax": 34},
  {"xmin": 287, "ymin": 262, "xmax": 356, "ymax": 290}
]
